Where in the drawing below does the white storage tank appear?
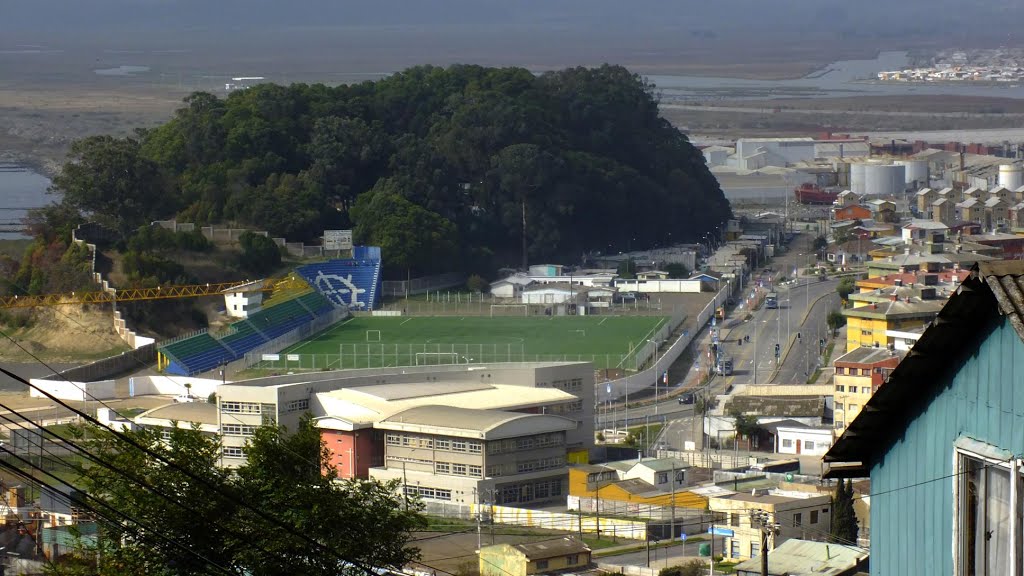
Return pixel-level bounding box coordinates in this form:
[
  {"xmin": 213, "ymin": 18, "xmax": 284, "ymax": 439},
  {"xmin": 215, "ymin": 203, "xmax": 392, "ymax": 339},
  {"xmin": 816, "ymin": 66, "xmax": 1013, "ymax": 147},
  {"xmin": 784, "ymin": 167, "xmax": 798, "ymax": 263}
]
[
  {"xmin": 999, "ymin": 164, "xmax": 1023, "ymax": 191},
  {"xmin": 898, "ymin": 159, "xmax": 929, "ymax": 186},
  {"xmin": 863, "ymin": 164, "xmax": 906, "ymax": 196},
  {"xmin": 850, "ymin": 163, "xmax": 867, "ymax": 195}
]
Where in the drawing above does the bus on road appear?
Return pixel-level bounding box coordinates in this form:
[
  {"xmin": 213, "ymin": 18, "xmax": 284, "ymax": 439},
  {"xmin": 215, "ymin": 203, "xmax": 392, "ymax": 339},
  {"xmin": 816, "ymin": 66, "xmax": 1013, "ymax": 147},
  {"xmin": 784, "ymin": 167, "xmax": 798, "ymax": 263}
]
[{"xmin": 765, "ymin": 292, "xmax": 779, "ymax": 309}]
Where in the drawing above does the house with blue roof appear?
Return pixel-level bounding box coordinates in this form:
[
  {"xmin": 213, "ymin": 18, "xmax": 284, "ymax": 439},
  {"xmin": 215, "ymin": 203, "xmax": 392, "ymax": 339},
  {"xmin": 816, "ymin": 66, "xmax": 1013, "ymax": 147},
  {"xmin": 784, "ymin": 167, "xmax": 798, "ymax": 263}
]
[{"xmin": 825, "ymin": 260, "xmax": 1024, "ymax": 575}]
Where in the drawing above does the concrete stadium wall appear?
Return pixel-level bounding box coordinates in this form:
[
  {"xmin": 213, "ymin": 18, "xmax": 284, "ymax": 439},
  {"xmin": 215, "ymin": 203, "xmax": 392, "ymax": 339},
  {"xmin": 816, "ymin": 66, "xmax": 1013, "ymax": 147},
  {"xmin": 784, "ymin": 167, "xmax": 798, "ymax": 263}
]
[
  {"xmin": 128, "ymin": 375, "xmax": 224, "ymax": 398},
  {"xmin": 29, "ymin": 379, "xmax": 116, "ymax": 401},
  {"xmin": 49, "ymin": 343, "xmax": 157, "ymax": 383}
]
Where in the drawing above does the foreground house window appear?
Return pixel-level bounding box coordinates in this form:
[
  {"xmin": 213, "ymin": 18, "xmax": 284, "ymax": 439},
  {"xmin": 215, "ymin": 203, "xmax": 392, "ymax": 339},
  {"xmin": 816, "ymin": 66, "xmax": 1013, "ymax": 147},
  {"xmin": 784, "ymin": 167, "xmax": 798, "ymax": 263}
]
[{"xmin": 956, "ymin": 450, "xmax": 1021, "ymax": 575}]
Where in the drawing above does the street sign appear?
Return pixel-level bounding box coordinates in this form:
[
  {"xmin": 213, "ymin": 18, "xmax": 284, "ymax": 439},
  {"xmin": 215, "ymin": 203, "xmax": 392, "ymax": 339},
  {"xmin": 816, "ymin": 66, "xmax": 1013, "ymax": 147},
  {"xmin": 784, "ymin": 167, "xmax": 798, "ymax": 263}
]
[
  {"xmin": 606, "ymin": 383, "xmax": 612, "ymax": 395},
  {"xmin": 707, "ymin": 527, "xmax": 734, "ymax": 537},
  {"xmin": 262, "ymin": 354, "xmax": 280, "ymax": 361},
  {"xmin": 680, "ymin": 533, "xmax": 687, "ymax": 542},
  {"xmin": 323, "ymin": 229, "xmax": 353, "ymax": 250},
  {"xmin": 287, "ymin": 354, "xmax": 300, "ymax": 361}
]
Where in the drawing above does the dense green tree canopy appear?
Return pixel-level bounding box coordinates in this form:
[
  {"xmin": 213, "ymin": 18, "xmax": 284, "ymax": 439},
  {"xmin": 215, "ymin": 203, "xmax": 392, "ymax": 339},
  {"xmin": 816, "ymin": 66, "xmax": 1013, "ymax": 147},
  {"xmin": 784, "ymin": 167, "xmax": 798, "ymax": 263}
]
[{"xmin": 52, "ymin": 64, "xmax": 731, "ymax": 277}]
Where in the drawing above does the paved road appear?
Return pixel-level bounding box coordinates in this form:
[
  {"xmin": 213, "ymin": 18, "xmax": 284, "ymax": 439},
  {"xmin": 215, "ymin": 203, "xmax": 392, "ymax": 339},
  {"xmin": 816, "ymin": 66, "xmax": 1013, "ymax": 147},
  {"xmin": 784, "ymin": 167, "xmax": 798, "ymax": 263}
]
[
  {"xmin": 772, "ymin": 280, "xmax": 841, "ymax": 384},
  {"xmin": 599, "ymin": 538, "xmax": 725, "ymax": 569}
]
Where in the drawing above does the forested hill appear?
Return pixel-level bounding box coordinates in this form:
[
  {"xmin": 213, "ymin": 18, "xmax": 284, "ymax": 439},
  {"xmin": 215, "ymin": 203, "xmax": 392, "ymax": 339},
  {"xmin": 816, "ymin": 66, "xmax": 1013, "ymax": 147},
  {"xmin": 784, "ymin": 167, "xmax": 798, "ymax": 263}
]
[{"xmin": 51, "ymin": 64, "xmax": 731, "ymax": 277}]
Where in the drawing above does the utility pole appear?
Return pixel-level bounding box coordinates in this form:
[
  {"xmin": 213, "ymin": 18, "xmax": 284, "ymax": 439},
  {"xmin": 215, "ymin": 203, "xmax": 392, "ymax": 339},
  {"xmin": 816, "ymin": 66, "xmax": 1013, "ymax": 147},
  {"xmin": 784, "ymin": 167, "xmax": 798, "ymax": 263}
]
[
  {"xmin": 670, "ymin": 463, "xmax": 677, "ymax": 543},
  {"xmin": 750, "ymin": 510, "xmax": 781, "ymax": 576},
  {"xmin": 475, "ymin": 488, "xmax": 482, "ymax": 552},
  {"xmin": 521, "ymin": 201, "xmax": 528, "ymax": 271}
]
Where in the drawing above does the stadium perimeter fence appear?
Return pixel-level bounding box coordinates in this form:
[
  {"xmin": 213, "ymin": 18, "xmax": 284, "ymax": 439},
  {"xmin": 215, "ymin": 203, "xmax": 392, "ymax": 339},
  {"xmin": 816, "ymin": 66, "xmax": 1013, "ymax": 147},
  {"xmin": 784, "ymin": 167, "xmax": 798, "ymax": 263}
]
[
  {"xmin": 375, "ymin": 297, "xmax": 671, "ymax": 317},
  {"xmin": 245, "ymin": 342, "xmax": 643, "ymax": 372}
]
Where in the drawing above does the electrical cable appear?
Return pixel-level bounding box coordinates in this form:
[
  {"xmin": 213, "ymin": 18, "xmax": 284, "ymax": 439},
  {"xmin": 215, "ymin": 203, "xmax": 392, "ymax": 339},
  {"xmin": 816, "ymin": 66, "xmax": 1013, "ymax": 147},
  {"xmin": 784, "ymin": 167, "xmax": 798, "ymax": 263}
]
[
  {"xmin": 0, "ymin": 449, "xmax": 241, "ymax": 576},
  {"xmin": 0, "ymin": 364, "xmax": 383, "ymax": 576}
]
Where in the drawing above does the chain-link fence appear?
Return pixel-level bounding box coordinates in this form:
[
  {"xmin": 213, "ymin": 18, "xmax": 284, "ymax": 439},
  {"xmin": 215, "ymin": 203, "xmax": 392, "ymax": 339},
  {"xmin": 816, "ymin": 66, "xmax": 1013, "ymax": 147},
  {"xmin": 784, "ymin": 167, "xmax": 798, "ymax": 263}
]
[{"xmin": 247, "ymin": 342, "xmax": 644, "ymax": 372}]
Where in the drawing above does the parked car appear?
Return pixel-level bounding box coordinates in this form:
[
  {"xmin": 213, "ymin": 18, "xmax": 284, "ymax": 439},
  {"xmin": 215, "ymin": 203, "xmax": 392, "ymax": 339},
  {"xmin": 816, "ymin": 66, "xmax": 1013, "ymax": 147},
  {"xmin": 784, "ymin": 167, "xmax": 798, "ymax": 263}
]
[{"xmin": 678, "ymin": 392, "xmax": 695, "ymax": 405}]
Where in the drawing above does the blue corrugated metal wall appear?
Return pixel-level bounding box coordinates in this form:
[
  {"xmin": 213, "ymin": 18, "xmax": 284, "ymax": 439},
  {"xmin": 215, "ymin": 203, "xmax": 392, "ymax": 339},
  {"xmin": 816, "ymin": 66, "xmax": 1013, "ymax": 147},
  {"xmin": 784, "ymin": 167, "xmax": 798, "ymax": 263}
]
[{"xmin": 870, "ymin": 316, "xmax": 1024, "ymax": 575}]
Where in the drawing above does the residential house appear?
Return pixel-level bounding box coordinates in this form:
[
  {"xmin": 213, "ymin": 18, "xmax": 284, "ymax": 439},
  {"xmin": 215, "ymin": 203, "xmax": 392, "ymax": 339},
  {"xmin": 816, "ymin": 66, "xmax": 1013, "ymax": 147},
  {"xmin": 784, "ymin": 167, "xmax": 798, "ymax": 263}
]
[
  {"xmin": 708, "ymin": 490, "xmax": 832, "ymax": 561},
  {"xmin": 479, "ymin": 538, "xmax": 591, "ymax": 576},
  {"xmin": 732, "ymin": 539, "xmax": 869, "ymax": 576},
  {"xmin": 491, "ymin": 274, "xmax": 534, "ymax": 299},
  {"xmin": 915, "ymin": 187, "xmax": 936, "ymax": 216},
  {"xmin": 933, "ymin": 198, "xmax": 954, "ymax": 224},
  {"xmin": 832, "ymin": 347, "xmax": 903, "ymax": 433},
  {"xmin": 936, "ymin": 186, "xmax": 959, "ymax": 204},
  {"xmin": 984, "ymin": 197, "xmax": 1009, "ymax": 230},
  {"xmin": 825, "ymin": 240, "xmax": 870, "ymax": 267},
  {"xmin": 988, "ymin": 185, "xmax": 1012, "ymax": 203},
  {"xmin": 1010, "ymin": 201, "xmax": 1024, "ymax": 229},
  {"xmin": 825, "ymin": 260, "xmax": 1024, "ymax": 575},
  {"xmin": 956, "ymin": 197, "xmax": 982, "ymax": 222},
  {"xmin": 772, "ymin": 425, "xmax": 834, "ymax": 456},
  {"xmin": 835, "ymin": 190, "xmax": 860, "ymax": 208},
  {"xmin": 834, "ymin": 204, "xmax": 871, "ymax": 223},
  {"xmin": 867, "ymin": 199, "xmax": 897, "ymax": 223},
  {"xmin": 842, "ymin": 285, "xmax": 947, "ymax": 351},
  {"xmin": 567, "ymin": 460, "xmax": 707, "ymax": 514}
]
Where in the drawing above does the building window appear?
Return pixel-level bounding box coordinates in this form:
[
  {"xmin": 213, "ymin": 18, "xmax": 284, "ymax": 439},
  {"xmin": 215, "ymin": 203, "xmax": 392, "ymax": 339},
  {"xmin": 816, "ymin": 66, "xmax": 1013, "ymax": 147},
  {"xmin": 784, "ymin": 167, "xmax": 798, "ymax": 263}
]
[
  {"xmin": 861, "ymin": 368, "xmax": 871, "ymax": 376},
  {"xmin": 730, "ymin": 540, "xmax": 740, "ymax": 558},
  {"xmin": 730, "ymin": 513, "xmax": 739, "ymax": 527},
  {"xmin": 805, "ymin": 441, "xmax": 815, "ymax": 450},
  {"xmin": 435, "ymin": 462, "xmax": 450, "ymax": 474},
  {"xmin": 468, "ymin": 441, "xmax": 482, "ymax": 454},
  {"xmin": 656, "ymin": 472, "xmax": 669, "ymax": 484},
  {"xmin": 750, "ymin": 541, "xmax": 760, "ymax": 557},
  {"xmin": 835, "ymin": 421, "xmax": 844, "ymax": 429},
  {"xmin": 452, "ymin": 440, "xmax": 467, "ymax": 452},
  {"xmin": 221, "ymin": 424, "xmax": 257, "ymax": 437},
  {"xmin": 811, "ymin": 510, "xmax": 819, "ymax": 524},
  {"xmin": 452, "ymin": 463, "xmax": 467, "ymax": 476},
  {"xmin": 535, "ymin": 560, "xmax": 549, "ymax": 570},
  {"xmin": 487, "ymin": 464, "xmax": 503, "ymax": 477},
  {"xmin": 835, "ymin": 384, "xmax": 845, "ymax": 392},
  {"xmin": 283, "ymin": 398, "xmax": 309, "ymax": 413},
  {"xmin": 567, "ymin": 555, "xmax": 579, "ymax": 565},
  {"xmin": 436, "ymin": 439, "xmax": 450, "ymax": 451},
  {"xmin": 957, "ymin": 451, "xmax": 1019, "ymax": 575},
  {"xmin": 794, "ymin": 512, "xmax": 802, "ymax": 526},
  {"xmin": 386, "ymin": 434, "xmax": 401, "ymax": 446},
  {"xmin": 860, "ymin": 387, "xmax": 871, "ymax": 394},
  {"xmin": 223, "ymin": 447, "xmax": 245, "ymax": 458},
  {"xmin": 782, "ymin": 439, "xmax": 793, "ymax": 448},
  {"xmin": 848, "ymin": 404, "xmax": 859, "ymax": 412},
  {"xmin": 836, "ymin": 368, "xmax": 845, "ymax": 376},
  {"xmin": 468, "ymin": 465, "xmax": 482, "ymax": 477}
]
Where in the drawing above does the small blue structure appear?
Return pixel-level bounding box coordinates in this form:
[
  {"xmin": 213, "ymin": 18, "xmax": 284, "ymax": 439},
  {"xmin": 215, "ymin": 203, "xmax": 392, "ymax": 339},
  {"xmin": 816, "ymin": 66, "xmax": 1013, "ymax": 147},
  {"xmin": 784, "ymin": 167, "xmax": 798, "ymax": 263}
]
[{"xmin": 825, "ymin": 261, "xmax": 1024, "ymax": 575}]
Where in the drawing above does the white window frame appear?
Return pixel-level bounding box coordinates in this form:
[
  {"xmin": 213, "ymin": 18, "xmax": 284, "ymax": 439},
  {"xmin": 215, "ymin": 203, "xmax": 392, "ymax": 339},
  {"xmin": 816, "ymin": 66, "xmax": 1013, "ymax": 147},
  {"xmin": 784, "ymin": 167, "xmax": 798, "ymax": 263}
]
[{"xmin": 952, "ymin": 443, "xmax": 1022, "ymax": 576}]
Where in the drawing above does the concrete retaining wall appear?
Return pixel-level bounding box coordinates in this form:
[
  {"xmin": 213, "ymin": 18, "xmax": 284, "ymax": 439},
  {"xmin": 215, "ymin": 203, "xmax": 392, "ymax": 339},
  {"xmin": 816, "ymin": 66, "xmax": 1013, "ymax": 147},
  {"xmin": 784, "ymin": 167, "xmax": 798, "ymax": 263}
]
[
  {"xmin": 128, "ymin": 375, "xmax": 225, "ymax": 398},
  {"xmin": 29, "ymin": 378, "xmax": 116, "ymax": 401},
  {"xmin": 50, "ymin": 344, "xmax": 157, "ymax": 383}
]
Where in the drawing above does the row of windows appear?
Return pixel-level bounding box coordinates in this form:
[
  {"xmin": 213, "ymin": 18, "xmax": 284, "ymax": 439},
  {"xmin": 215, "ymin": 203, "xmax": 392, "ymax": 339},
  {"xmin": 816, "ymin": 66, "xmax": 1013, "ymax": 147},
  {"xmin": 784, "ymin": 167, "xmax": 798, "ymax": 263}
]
[
  {"xmin": 834, "ymin": 385, "xmax": 872, "ymax": 394},
  {"xmin": 540, "ymin": 378, "xmax": 584, "ymax": 392},
  {"xmin": 221, "ymin": 401, "xmax": 262, "ymax": 414},
  {"xmin": 221, "ymin": 424, "xmax": 257, "ymax": 437},
  {"xmin": 283, "ymin": 398, "xmax": 309, "ymax": 413},
  {"xmin": 535, "ymin": 556, "xmax": 580, "ymax": 571},
  {"xmin": 545, "ymin": 401, "xmax": 584, "ymax": 416},
  {"xmin": 836, "ymin": 403, "xmax": 860, "ymax": 413},
  {"xmin": 781, "ymin": 439, "xmax": 820, "ymax": 450},
  {"xmin": 516, "ymin": 457, "xmax": 566, "ymax": 474},
  {"xmin": 223, "ymin": 447, "xmax": 246, "ymax": 458},
  {"xmin": 434, "ymin": 462, "xmax": 483, "ymax": 477},
  {"xmin": 384, "ymin": 434, "xmax": 482, "ymax": 453},
  {"xmin": 404, "ymin": 486, "xmax": 452, "ymax": 501},
  {"xmin": 487, "ymin": 433, "xmax": 565, "ymax": 455},
  {"xmin": 496, "ymin": 479, "xmax": 563, "ymax": 504}
]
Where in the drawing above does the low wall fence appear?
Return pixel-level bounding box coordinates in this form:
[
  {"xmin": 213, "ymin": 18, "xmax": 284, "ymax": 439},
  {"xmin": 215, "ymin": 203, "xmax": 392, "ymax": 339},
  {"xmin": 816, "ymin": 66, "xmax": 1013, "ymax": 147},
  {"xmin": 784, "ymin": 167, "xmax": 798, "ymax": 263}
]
[
  {"xmin": 421, "ymin": 502, "xmax": 647, "ymax": 540},
  {"xmin": 655, "ymin": 449, "xmax": 759, "ymax": 471}
]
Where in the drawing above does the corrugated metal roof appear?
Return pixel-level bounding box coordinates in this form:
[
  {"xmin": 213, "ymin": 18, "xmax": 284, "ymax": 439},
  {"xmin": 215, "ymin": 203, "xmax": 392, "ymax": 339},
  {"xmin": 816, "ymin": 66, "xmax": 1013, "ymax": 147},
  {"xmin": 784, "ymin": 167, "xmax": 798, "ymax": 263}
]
[
  {"xmin": 733, "ymin": 538, "xmax": 868, "ymax": 576},
  {"xmin": 825, "ymin": 262, "xmax": 1020, "ymax": 475}
]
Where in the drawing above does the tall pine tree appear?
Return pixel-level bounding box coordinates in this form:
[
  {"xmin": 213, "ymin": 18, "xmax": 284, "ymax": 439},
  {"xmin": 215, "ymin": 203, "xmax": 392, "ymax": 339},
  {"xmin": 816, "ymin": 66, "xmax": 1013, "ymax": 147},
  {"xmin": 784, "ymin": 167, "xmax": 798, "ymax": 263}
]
[{"xmin": 830, "ymin": 478, "xmax": 860, "ymax": 544}]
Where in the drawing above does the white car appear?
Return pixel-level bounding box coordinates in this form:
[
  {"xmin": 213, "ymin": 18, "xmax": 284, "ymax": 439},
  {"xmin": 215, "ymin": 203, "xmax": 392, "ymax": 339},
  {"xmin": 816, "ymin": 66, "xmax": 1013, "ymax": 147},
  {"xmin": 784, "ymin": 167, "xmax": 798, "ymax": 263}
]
[{"xmin": 173, "ymin": 394, "xmax": 196, "ymax": 403}]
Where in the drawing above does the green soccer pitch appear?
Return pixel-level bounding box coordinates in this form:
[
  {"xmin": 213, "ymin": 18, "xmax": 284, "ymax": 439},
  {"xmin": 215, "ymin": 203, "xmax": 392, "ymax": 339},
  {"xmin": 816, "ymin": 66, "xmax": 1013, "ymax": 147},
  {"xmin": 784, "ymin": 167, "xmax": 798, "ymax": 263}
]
[{"xmin": 261, "ymin": 315, "xmax": 669, "ymax": 371}]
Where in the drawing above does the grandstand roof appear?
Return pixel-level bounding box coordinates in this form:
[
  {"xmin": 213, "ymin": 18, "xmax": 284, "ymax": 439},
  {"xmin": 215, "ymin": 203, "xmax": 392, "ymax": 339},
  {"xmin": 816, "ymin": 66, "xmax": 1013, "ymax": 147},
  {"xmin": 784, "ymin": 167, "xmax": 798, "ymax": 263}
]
[{"xmin": 315, "ymin": 382, "xmax": 577, "ymax": 429}]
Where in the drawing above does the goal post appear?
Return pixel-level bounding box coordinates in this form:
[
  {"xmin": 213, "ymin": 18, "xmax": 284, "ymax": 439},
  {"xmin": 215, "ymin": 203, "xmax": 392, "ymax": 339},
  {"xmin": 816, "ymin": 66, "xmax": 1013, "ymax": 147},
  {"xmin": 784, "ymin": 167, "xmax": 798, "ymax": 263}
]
[
  {"xmin": 490, "ymin": 304, "xmax": 528, "ymax": 317},
  {"xmin": 366, "ymin": 330, "xmax": 381, "ymax": 342},
  {"xmin": 415, "ymin": 352, "xmax": 461, "ymax": 366}
]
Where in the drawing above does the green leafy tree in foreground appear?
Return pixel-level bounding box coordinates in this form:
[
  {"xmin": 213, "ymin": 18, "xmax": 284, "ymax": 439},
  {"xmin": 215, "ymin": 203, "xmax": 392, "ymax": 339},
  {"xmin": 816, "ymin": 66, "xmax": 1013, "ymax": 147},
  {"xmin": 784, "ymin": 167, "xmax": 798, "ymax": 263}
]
[
  {"xmin": 57, "ymin": 416, "xmax": 424, "ymax": 576},
  {"xmin": 238, "ymin": 231, "xmax": 282, "ymax": 275}
]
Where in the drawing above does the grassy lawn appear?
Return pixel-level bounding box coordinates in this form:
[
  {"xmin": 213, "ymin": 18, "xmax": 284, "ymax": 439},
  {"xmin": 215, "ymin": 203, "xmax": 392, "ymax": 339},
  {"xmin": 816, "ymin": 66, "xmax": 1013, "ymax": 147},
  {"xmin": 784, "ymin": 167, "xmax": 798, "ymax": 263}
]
[
  {"xmin": 258, "ymin": 315, "xmax": 667, "ymax": 370},
  {"xmin": 583, "ymin": 536, "xmax": 625, "ymax": 550}
]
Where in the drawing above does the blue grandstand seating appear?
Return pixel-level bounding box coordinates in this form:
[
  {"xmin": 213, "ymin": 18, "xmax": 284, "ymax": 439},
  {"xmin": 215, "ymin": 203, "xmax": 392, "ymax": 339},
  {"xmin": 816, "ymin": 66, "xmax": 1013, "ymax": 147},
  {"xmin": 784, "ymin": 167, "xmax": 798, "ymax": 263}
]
[
  {"xmin": 295, "ymin": 248, "xmax": 381, "ymax": 311},
  {"xmin": 159, "ymin": 285, "xmax": 341, "ymax": 376}
]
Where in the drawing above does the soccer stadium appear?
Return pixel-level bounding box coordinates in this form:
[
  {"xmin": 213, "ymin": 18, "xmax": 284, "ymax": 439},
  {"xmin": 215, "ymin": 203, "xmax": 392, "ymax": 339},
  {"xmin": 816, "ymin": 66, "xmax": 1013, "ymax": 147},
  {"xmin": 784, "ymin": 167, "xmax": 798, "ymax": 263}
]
[{"xmin": 157, "ymin": 245, "xmax": 676, "ymax": 376}]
